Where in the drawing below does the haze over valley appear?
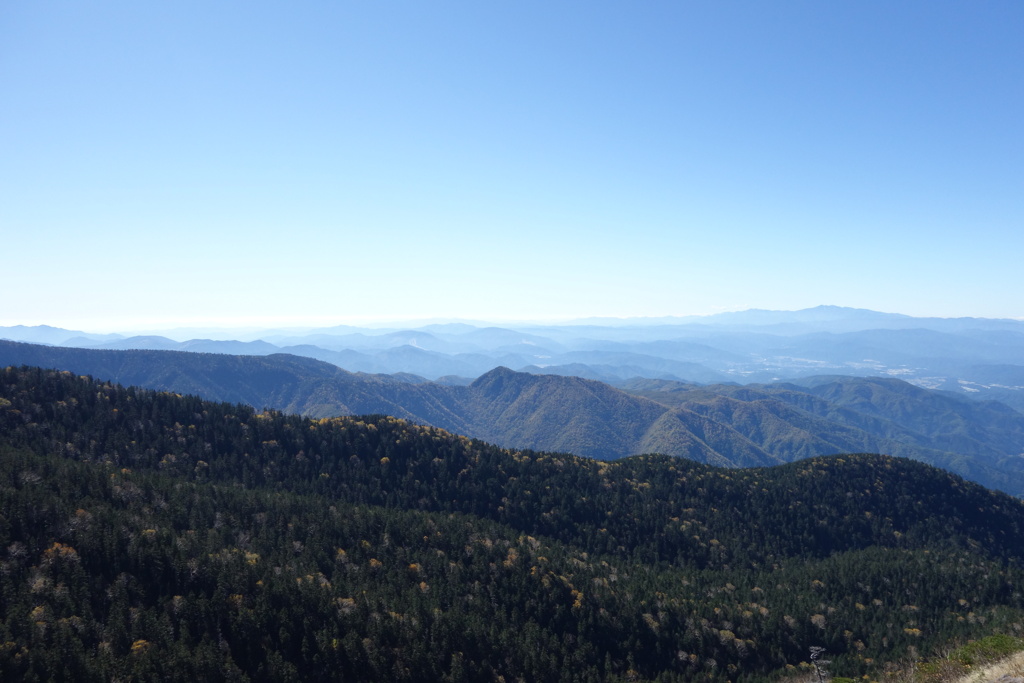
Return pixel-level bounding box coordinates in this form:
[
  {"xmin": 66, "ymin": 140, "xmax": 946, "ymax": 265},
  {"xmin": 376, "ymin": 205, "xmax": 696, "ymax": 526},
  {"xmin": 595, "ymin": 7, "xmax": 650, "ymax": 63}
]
[
  {"xmin": 5, "ymin": 306, "xmax": 1024, "ymax": 497},
  {"xmin": 5, "ymin": 305, "xmax": 1024, "ymax": 408}
]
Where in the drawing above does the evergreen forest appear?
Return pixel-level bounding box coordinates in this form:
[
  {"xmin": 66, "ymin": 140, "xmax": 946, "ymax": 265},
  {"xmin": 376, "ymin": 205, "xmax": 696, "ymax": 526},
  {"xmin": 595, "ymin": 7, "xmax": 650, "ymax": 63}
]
[{"xmin": 2, "ymin": 366, "xmax": 1024, "ymax": 681}]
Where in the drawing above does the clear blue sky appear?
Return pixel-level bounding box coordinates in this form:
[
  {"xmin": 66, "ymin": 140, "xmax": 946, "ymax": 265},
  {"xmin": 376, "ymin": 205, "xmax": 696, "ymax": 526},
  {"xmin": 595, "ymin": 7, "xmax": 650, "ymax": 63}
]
[{"xmin": 2, "ymin": 1, "xmax": 1022, "ymax": 331}]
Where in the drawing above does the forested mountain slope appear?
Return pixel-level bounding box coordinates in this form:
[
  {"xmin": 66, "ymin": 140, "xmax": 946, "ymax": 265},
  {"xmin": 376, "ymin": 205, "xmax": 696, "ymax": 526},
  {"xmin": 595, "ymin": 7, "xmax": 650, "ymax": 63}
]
[
  {"xmin": 2, "ymin": 366, "xmax": 1024, "ymax": 681},
  {"xmin": 4, "ymin": 340, "xmax": 1024, "ymax": 496},
  {"xmin": 624, "ymin": 377, "xmax": 1024, "ymax": 495},
  {"xmin": 0, "ymin": 340, "xmax": 476, "ymax": 429}
]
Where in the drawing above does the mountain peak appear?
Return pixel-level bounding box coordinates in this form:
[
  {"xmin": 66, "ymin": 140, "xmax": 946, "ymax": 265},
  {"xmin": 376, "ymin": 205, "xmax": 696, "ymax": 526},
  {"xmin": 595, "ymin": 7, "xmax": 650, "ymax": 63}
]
[{"xmin": 470, "ymin": 366, "xmax": 520, "ymax": 391}]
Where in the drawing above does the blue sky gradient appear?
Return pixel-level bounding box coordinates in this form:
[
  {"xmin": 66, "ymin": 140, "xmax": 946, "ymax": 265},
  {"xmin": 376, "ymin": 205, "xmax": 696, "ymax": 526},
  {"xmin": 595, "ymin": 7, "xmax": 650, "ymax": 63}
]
[{"xmin": 2, "ymin": 1, "xmax": 1021, "ymax": 330}]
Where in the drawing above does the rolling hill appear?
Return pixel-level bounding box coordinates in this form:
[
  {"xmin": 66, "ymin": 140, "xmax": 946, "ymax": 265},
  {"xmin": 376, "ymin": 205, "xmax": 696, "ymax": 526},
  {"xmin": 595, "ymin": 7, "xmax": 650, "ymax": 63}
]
[
  {"xmin": 3, "ymin": 366, "xmax": 1024, "ymax": 680},
  {"xmin": 3, "ymin": 339, "xmax": 1024, "ymax": 495}
]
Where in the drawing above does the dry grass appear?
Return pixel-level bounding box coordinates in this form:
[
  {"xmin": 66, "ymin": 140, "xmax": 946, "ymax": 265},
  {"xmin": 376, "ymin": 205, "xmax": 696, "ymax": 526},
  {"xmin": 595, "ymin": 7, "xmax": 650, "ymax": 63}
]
[
  {"xmin": 775, "ymin": 637, "xmax": 1024, "ymax": 683},
  {"xmin": 925, "ymin": 636, "xmax": 1024, "ymax": 683},
  {"xmin": 950, "ymin": 649, "xmax": 1024, "ymax": 683}
]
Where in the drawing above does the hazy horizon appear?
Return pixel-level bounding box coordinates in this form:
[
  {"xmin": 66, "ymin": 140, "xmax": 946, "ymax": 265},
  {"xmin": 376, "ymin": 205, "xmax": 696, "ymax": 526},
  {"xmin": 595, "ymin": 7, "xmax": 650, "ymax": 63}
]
[
  {"xmin": 4, "ymin": 304, "xmax": 1024, "ymax": 339},
  {"xmin": 3, "ymin": 2, "xmax": 1021, "ymax": 328}
]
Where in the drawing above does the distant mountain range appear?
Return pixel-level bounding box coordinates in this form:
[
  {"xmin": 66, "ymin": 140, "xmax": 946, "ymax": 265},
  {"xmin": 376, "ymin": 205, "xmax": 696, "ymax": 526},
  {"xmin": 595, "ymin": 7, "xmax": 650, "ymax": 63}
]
[
  {"xmin": 3, "ymin": 338, "xmax": 1024, "ymax": 496},
  {"xmin": 4, "ymin": 306, "xmax": 1023, "ymax": 410}
]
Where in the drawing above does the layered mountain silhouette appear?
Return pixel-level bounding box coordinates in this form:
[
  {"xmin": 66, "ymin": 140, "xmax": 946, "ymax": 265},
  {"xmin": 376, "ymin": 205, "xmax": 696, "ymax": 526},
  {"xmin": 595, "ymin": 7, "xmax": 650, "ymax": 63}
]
[
  {"xmin": 5, "ymin": 306, "xmax": 1024, "ymax": 411},
  {"xmin": 4, "ymin": 339, "xmax": 1024, "ymax": 496}
]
